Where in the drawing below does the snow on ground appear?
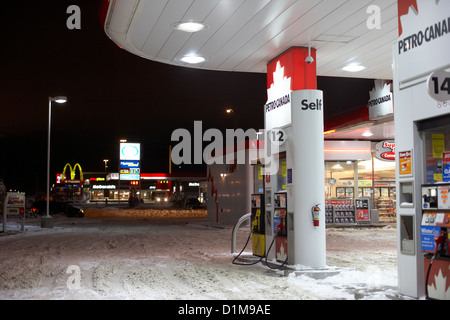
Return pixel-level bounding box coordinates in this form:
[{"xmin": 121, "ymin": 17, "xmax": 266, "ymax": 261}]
[{"xmin": 0, "ymin": 208, "xmax": 407, "ymax": 300}]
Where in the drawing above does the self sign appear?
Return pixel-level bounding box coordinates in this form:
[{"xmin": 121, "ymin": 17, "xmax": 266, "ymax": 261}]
[{"xmin": 301, "ymin": 99, "xmax": 322, "ymax": 110}]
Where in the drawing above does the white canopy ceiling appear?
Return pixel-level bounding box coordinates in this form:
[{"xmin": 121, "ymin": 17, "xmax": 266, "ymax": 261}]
[{"xmin": 104, "ymin": 0, "xmax": 398, "ymax": 79}]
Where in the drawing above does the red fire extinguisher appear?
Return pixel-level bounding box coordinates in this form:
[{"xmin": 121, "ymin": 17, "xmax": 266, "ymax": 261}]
[{"xmin": 311, "ymin": 204, "xmax": 320, "ymax": 227}]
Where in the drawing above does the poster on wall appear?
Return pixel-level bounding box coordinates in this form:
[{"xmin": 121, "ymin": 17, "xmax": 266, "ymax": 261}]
[
  {"xmin": 432, "ymin": 134, "xmax": 445, "ymax": 158},
  {"xmin": 355, "ymin": 198, "xmax": 370, "ymax": 221},
  {"xmin": 399, "ymin": 150, "xmax": 413, "ymax": 177},
  {"xmin": 443, "ymin": 151, "xmax": 450, "ymax": 182},
  {"xmin": 432, "ymin": 134, "xmax": 445, "ymax": 182}
]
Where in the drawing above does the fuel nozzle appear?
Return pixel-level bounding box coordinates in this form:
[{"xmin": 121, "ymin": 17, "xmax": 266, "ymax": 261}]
[{"xmin": 433, "ymin": 231, "xmax": 446, "ymax": 254}]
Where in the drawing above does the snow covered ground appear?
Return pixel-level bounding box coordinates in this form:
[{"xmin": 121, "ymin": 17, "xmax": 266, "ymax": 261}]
[{"xmin": 0, "ymin": 208, "xmax": 408, "ymax": 300}]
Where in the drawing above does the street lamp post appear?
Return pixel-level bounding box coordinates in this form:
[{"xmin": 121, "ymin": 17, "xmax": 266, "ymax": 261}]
[
  {"xmin": 103, "ymin": 159, "xmax": 109, "ymax": 172},
  {"xmin": 43, "ymin": 96, "xmax": 67, "ymax": 228}
]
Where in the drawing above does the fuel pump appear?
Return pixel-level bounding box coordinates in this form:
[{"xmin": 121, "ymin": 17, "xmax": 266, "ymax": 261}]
[
  {"xmin": 251, "ymin": 194, "xmax": 265, "ymax": 257},
  {"xmin": 273, "ymin": 192, "xmax": 287, "ymax": 262},
  {"xmin": 420, "ymin": 183, "xmax": 450, "ymax": 300}
]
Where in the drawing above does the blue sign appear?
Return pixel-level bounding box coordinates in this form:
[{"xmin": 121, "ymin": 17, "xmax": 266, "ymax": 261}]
[
  {"xmin": 443, "ymin": 163, "xmax": 450, "ymax": 182},
  {"xmin": 120, "ymin": 160, "xmax": 140, "ymax": 168},
  {"xmin": 421, "ymin": 226, "xmax": 441, "ymax": 252},
  {"xmin": 287, "ymin": 168, "xmax": 292, "ymax": 184},
  {"xmin": 273, "ymin": 217, "xmax": 282, "ymax": 234}
]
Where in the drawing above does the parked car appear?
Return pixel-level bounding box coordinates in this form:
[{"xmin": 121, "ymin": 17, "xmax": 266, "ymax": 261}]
[
  {"xmin": 31, "ymin": 200, "xmax": 84, "ymax": 218},
  {"xmin": 184, "ymin": 197, "xmax": 201, "ymax": 209}
]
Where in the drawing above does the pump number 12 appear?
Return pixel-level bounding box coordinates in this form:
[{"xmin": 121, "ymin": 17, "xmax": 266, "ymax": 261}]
[
  {"xmin": 269, "ymin": 128, "xmax": 286, "ymax": 146},
  {"xmin": 427, "ymin": 70, "xmax": 450, "ymax": 102}
]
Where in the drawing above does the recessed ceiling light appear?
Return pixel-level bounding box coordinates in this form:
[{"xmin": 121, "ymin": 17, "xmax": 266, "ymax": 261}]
[
  {"xmin": 173, "ymin": 22, "xmax": 207, "ymax": 33},
  {"xmin": 342, "ymin": 64, "xmax": 366, "ymax": 72},
  {"xmin": 180, "ymin": 55, "xmax": 206, "ymax": 64},
  {"xmin": 362, "ymin": 131, "xmax": 374, "ymax": 137}
]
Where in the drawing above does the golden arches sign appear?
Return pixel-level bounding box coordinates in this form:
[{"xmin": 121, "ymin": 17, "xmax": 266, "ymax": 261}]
[{"xmin": 61, "ymin": 163, "xmax": 83, "ymax": 182}]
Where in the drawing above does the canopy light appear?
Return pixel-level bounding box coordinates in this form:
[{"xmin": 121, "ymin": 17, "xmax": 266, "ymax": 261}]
[
  {"xmin": 362, "ymin": 131, "xmax": 374, "ymax": 137},
  {"xmin": 174, "ymin": 22, "xmax": 207, "ymax": 33},
  {"xmin": 341, "ymin": 64, "xmax": 366, "ymax": 72},
  {"xmin": 181, "ymin": 55, "xmax": 206, "ymax": 64}
]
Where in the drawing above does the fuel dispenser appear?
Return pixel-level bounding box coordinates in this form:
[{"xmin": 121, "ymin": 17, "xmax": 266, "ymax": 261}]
[
  {"xmin": 251, "ymin": 194, "xmax": 265, "ymax": 257},
  {"xmin": 273, "ymin": 192, "xmax": 287, "ymax": 262},
  {"xmin": 420, "ymin": 183, "xmax": 450, "ymax": 300}
]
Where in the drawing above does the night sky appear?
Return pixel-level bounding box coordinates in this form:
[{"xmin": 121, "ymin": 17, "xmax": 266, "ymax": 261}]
[{"xmin": 1, "ymin": 0, "xmax": 376, "ymax": 195}]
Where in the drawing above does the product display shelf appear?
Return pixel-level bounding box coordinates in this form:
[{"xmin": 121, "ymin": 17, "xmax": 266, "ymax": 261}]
[
  {"xmin": 325, "ymin": 204, "xmax": 356, "ymax": 225},
  {"xmin": 376, "ymin": 198, "xmax": 396, "ymax": 222}
]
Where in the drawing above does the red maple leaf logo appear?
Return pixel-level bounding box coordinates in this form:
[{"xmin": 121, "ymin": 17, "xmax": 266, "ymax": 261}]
[{"xmin": 398, "ymin": 0, "xmax": 419, "ymax": 36}]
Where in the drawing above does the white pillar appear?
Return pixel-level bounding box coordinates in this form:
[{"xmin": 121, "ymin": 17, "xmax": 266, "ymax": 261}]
[{"xmin": 288, "ymin": 90, "xmax": 326, "ymax": 268}]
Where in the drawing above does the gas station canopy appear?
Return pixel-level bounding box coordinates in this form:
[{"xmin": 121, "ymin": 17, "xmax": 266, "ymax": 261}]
[{"xmin": 103, "ymin": 0, "xmax": 397, "ymax": 79}]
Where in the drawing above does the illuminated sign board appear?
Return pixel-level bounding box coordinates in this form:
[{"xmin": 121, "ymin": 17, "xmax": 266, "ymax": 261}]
[
  {"xmin": 6, "ymin": 192, "xmax": 25, "ymax": 218},
  {"xmin": 119, "ymin": 143, "xmax": 141, "ymax": 184},
  {"xmin": 92, "ymin": 185, "xmax": 116, "ymax": 190},
  {"xmin": 396, "ymin": 0, "xmax": 450, "ymax": 83},
  {"xmin": 89, "ymin": 177, "xmax": 105, "ymax": 181},
  {"xmin": 375, "ymin": 140, "xmax": 395, "ymax": 161},
  {"xmin": 120, "ymin": 168, "xmax": 140, "ymax": 174},
  {"xmin": 368, "ymin": 80, "xmax": 393, "ymax": 120},
  {"xmin": 265, "ymin": 61, "xmax": 292, "ymax": 130},
  {"xmin": 107, "ymin": 173, "xmax": 119, "ymax": 180},
  {"xmin": 120, "ymin": 143, "xmax": 140, "ymax": 160},
  {"xmin": 120, "ymin": 160, "xmax": 140, "ymax": 168},
  {"xmin": 120, "ymin": 173, "xmax": 140, "ymax": 181}
]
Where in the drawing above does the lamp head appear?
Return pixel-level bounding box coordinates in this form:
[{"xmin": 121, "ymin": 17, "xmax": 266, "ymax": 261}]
[{"xmin": 50, "ymin": 96, "xmax": 68, "ymax": 104}]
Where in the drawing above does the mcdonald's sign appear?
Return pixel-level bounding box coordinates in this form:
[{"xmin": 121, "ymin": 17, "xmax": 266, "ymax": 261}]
[{"xmin": 59, "ymin": 163, "xmax": 84, "ymax": 183}]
